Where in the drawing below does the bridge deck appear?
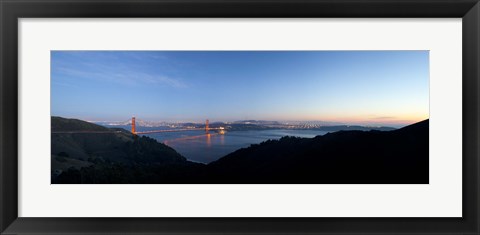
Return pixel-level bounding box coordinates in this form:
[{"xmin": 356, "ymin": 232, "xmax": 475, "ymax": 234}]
[{"xmin": 136, "ymin": 127, "xmax": 222, "ymax": 134}]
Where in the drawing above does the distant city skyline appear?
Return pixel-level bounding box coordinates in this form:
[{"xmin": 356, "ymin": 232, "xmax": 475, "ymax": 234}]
[{"xmin": 51, "ymin": 51, "xmax": 429, "ymax": 127}]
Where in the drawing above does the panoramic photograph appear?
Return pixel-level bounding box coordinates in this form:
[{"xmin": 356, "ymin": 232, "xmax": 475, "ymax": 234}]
[{"xmin": 51, "ymin": 51, "xmax": 429, "ymax": 184}]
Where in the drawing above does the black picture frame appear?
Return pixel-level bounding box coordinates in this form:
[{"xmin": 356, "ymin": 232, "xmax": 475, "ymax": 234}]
[{"xmin": 1, "ymin": 0, "xmax": 479, "ymax": 234}]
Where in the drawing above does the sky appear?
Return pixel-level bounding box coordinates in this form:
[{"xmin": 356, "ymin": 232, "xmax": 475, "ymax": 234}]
[{"xmin": 51, "ymin": 51, "xmax": 429, "ymax": 126}]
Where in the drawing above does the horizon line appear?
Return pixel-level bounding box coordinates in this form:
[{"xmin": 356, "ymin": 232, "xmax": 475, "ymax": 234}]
[{"xmin": 51, "ymin": 115, "xmax": 428, "ymax": 127}]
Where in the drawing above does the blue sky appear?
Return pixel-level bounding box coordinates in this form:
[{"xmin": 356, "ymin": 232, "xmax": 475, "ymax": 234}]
[{"xmin": 51, "ymin": 51, "xmax": 429, "ymax": 126}]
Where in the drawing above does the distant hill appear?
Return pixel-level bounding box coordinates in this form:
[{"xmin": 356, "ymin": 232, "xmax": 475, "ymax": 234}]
[
  {"xmin": 233, "ymin": 120, "xmax": 281, "ymax": 125},
  {"xmin": 51, "ymin": 116, "xmax": 428, "ymax": 184},
  {"xmin": 230, "ymin": 120, "xmax": 396, "ymax": 131},
  {"xmin": 316, "ymin": 125, "xmax": 396, "ymax": 132},
  {"xmin": 206, "ymin": 120, "xmax": 428, "ymax": 184}
]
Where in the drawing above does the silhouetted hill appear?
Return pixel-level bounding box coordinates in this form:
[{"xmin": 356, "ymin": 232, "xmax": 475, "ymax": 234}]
[
  {"xmin": 51, "ymin": 116, "xmax": 205, "ymax": 183},
  {"xmin": 206, "ymin": 120, "xmax": 429, "ymax": 184},
  {"xmin": 52, "ymin": 116, "xmax": 110, "ymax": 132}
]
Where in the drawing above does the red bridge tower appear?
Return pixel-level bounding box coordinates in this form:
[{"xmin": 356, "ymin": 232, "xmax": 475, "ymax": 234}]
[
  {"xmin": 131, "ymin": 116, "xmax": 136, "ymax": 134},
  {"xmin": 205, "ymin": 119, "xmax": 209, "ymax": 133}
]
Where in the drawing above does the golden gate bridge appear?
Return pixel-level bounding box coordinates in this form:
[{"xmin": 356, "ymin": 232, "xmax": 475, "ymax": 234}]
[
  {"xmin": 130, "ymin": 117, "xmax": 225, "ymax": 135},
  {"xmin": 52, "ymin": 116, "xmax": 225, "ymax": 136}
]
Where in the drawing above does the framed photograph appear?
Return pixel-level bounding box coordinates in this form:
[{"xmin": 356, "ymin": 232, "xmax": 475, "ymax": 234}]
[{"xmin": 1, "ymin": 0, "xmax": 479, "ymax": 234}]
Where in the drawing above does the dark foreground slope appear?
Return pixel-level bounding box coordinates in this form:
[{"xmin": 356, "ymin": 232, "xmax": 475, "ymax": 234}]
[
  {"xmin": 206, "ymin": 120, "xmax": 429, "ymax": 184},
  {"xmin": 51, "ymin": 117, "xmax": 206, "ymax": 183},
  {"xmin": 52, "ymin": 117, "xmax": 428, "ymax": 184}
]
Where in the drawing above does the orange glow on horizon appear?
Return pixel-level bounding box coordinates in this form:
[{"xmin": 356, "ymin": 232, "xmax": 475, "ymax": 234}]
[
  {"xmin": 264, "ymin": 111, "xmax": 429, "ymax": 126},
  {"xmin": 313, "ymin": 113, "xmax": 428, "ymax": 126}
]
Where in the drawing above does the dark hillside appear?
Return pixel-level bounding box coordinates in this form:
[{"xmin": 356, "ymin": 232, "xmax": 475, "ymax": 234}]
[
  {"xmin": 51, "ymin": 116, "xmax": 205, "ymax": 183},
  {"xmin": 206, "ymin": 120, "xmax": 429, "ymax": 184},
  {"xmin": 52, "ymin": 116, "xmax": 110, "ymax": 132}
]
